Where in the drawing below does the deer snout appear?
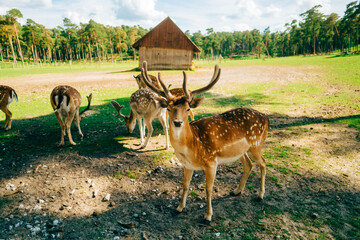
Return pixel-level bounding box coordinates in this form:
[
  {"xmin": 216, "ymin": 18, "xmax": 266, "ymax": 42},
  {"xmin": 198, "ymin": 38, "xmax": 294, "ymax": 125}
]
[{"xmin": 173, "ymin": 120, "xmax": 183, "ymax": 128}]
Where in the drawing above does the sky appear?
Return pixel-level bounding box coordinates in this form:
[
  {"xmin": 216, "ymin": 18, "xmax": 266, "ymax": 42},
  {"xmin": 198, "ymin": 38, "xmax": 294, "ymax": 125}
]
[{"xmin": 0, "ymin": 0, "xmax": 354, "ymax": 34}]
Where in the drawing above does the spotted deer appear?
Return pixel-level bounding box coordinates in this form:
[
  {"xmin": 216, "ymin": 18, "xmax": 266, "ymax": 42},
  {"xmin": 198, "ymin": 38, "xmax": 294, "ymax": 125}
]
[
  {"xmin": 50, "ymin": 85, "xmax": 92, "ymax": 146},
  {"xmin": 141, "ymin": 61, "xmax": 269, "ymax": 222},
  {"xmin": 134, "ymin": 73, "xmax": 194, "ymax": 121},
  {"xmin": 0, "ymin": 85, "xmax": 18, "ymax": 130},
  {"xmin": 110, "ymin": 88, "xmax": 169, "ymax": 149},
  {"xmin": 133, "ymin": 74, "xmax": 161, "ymax": 90}
]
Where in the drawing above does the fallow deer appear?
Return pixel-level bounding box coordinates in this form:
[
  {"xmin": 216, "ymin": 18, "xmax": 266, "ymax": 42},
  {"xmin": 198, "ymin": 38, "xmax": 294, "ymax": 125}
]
[
  {"xmin": 110, "ymin": 88, "xmax": 169, "ymax": 149},
  {"xmin": 0, "ymin": 85, "xmax": 18, "ymax": 130},
  {"xmin": 141, "ymin": 61, "xmax": 269, "ymax": 222},
  {"xmin": 50, "ymin": 85, "xmax": 92, "ymax": 146},
  {"xmin": 133, "ymin": 73, "xmax": 161, "ymax": 90},
  {"xmin": 134, "ymin": 73, "xmax": 194, "ymax": 121}
]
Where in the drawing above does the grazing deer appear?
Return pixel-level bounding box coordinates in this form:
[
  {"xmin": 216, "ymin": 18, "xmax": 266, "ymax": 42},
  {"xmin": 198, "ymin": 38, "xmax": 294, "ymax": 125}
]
[
  {"xmin": 134, "ymin": 73, "xmax": 194, "ymax": 121},
  {"xmin": 50, "ymin": 85, "xmax": 92, "ymax": 146},
  {"xmin": 141, "ymin": 62, "xmax": 269, "ymax": 222},
  {"xmin": 110, "ymin": 88, "xmax": 169, "ymax": 149},
  {"xmin": 133, "ymin": 74, "xmax": 161, "ymax": 90},
  {"xmin": 0, "ymin": 85, "xmax": 18, "ymax": 130}
]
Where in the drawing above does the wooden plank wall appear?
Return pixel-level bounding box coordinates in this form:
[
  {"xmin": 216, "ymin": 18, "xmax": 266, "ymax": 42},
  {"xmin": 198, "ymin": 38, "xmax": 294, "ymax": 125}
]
[{"xmin": 139, "ymin": 47, "xmax": 193, "ymax": 70}]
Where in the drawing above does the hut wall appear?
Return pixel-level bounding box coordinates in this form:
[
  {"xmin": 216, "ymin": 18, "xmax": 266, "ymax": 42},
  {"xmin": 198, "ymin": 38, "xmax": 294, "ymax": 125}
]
[{"xmin": 139, "ymin": 47, "xmax": 193, "ymax": 70}]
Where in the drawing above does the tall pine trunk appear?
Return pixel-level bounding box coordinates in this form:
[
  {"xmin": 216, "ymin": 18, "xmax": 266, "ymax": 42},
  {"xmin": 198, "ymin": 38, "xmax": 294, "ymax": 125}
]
[
  {"xmin": 14, "ymin": 24, "xmax": 24, "ymax": 66},
  {"xmin": 88, "ymin": 43, "xmax": 92, "ymax": 63},
  {"xmin": 8, "ymin": 34, "xmax": 17, "ymax": 64}
]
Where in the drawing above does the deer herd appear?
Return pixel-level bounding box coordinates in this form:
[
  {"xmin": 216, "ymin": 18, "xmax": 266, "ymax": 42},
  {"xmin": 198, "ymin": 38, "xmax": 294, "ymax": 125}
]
[{"xmin": 1, "ymin": 61, "xmax": 269, "ymax": 223}]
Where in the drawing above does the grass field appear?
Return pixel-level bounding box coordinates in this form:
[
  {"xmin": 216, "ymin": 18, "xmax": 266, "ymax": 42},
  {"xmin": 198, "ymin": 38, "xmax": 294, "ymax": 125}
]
[{"xmin": 0, "ymin": 54, "xmax": 359, "ymax": 239}]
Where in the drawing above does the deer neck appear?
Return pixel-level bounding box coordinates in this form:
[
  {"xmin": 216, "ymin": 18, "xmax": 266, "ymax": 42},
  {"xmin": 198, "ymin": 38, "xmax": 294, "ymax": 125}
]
[
  {"xmin": 128, "ymin": 109, "xmax": 136, "ymax": 125},
  {"xmin": 169, "ymin": 119, "xmax": 194, "ymax": 149}
]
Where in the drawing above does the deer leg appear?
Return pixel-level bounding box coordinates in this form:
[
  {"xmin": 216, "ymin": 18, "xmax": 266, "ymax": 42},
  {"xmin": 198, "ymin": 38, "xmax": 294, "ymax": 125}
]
[
  {"xmin": 159, "ymin": 113, "xmax": 169, "ymax": 149},
  {"xmin": 142, "ymin": 117, "xmax": 146, "ymax": 138},
  {"xmin": 137, "ymin": 116, "xmax": 144, "ymax": 145},
  {"xmin": 249, "ymin": 150, "xmax": 266, "ymax": 199},
  {"xmin": 231, "ymin": 153, "xmax": 253, "ymax": 196},
  {"xmin": 141, "ymin": 117, "xmax": 153, "ymax": 148},
  {"xmin": 66, "ymin": 110, "xmax": 76, "ymax": 146},
  {"xmin": 177, "ymin": 167, "xmax": 194, "ymax": 213},
  {"xmin": 54, "ymin": 112, "xmax": 66, "ymax": 146},
  {"xmin": 2, "ymin": 108, "xmax": 12, "ymax": 130},
  {"xmin": 204, "ymin": 163, "xmax": 217, "ymax": 222},
  {"xmin": 74, "ymin": 109, "xmax": 83, "ymax": 139}
]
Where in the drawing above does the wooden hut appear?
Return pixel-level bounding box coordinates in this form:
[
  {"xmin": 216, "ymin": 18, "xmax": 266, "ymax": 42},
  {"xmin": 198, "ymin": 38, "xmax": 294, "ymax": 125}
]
[{"xmin": 132, "ymin": 17, "xmax": 200, "ymax": 70}]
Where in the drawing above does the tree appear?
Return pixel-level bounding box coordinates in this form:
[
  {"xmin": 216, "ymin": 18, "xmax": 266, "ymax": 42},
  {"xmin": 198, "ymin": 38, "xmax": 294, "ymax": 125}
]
[
  {"xmin": 300, "ymin": 5, "xmax": 325, "ymax": 54},
  {"xmin": 115, "ymin": 26, "xmax": 127, "ymax": 61},
  {"xmin": 128, "ymin": 26, "xmax": 139, "ymax": 60},
  {"xmin": 6, "ymin": 9, "xmax": 24, "ymax": 66},
  {"xmin": 341, "ymin": 1, "xmax": 360, "ymax": 51},
  {"xmin": 63, "ymin": 17, "xmax": 78, "ymax": 63}
]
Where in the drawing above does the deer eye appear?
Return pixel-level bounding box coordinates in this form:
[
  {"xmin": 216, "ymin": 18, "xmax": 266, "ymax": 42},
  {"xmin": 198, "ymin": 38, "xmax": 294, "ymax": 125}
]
[
  {"xmin": 186, "ymin": 108, "xmax": 190, "ymax": 112},
  {"xmin": 167, "ymin": 108, "xmax": 171, "ymax": 112}
]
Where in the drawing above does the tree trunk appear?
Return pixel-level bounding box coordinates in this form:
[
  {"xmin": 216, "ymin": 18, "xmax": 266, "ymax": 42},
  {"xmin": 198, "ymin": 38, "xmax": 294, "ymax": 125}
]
[
  {"xmin": 68, "ymin": 33, "xmax": 72, "ymax": 64},
  {"xmin": 14, "ymin": 24, "xmax": 24, "ymax": 66},
  {"xmin": 42, "ymin": 48, "xmax": 47, "ymax": 63},
  {"xmin": 35, "ymin": 45, "xmax": 39, "ymax": 63},
  {"xmin": 48, "ymin": 47, "xmax": 52, "ymax": 62},
  {"xmin": 88, "ymin": 43, "xmax": 92, "ymax": 63},
  {"xmin": 8, "ymin": 34, "xmax": 17, "ymax": 64},
  {"xmin": 133, "ymin": 47, "xmax": 136, "ymax": 61},
  {"xmin": 0, "ymin": 43, "xmax": 3, "ymax": 62},
  {"xmin": 313, "ymin": 34, "xmax": 316, "ymax": 55},
  {"xmin": 96, "ymin": 42, "xmax": 101, "ymax": 62},
  {"xmin": 31, "ymin": 44, "xmax": 35, "ymax": 63}
]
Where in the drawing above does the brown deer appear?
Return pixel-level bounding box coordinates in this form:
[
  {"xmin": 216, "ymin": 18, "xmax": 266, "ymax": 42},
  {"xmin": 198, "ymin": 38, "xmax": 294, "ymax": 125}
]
[
  {"xmin": 50, "ymin": 85, "xmax": 92, "ymax": 146},
  {"xmin": 134, "ymin": 73, "xmax": 194, "ymax": 121},
  {"xmin": 110, "ymin": 88, "xmax": 169, "ymax": 149},
  {"xmin": 133, "ymin": 74, "xmax": 161, "ymax": 90},
  {"xmin": 0, "ymin": 85, "xmax": 18, "ymax": 130},
  {"xmin": 141, "ymin": 62, "xmax": 269, "ymax": 223}
]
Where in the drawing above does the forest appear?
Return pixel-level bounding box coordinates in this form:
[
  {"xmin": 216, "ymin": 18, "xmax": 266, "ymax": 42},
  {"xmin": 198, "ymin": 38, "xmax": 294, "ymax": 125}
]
[{"xmin": 0, "ymin": 1, "xmax": 359, "ymax": 66}]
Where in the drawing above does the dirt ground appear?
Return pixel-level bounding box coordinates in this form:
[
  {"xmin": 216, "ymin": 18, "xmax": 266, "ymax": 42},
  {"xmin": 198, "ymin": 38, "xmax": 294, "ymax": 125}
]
[{"xmin": 0, "ymin": 65, "xmax": 359, "ymax": 239}]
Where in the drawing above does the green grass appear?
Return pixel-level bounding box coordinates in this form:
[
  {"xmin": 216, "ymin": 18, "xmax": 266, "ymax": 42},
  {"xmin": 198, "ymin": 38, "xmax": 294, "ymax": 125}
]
[{"xmin": 0, "ymin": 61, "xmax": 138, "ymax": 79}]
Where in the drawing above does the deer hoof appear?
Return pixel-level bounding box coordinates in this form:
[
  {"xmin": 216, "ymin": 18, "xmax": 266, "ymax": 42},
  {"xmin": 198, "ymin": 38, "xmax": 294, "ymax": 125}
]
[
  {"xmin": 230, "ymin": 190, "xmax": 240, "ymax": 196},
  {"xmin": 202, "ymin": 219, "xmax": 212, "ymax": 225}
]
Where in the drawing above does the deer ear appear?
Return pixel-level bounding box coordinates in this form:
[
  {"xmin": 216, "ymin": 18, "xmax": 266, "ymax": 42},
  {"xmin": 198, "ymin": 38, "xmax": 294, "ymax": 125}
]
[
  {"xmin": 189, "ymin": 97, "xmax": 204, "ymax": 109},
  {"xmin": 157, "ymin": 97, "xmax": 168, "ymax": 108}
]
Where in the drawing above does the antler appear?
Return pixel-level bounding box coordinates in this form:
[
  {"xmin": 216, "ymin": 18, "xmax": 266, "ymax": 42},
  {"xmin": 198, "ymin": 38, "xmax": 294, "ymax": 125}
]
[
  {"xmin": 141, "ymin": 61, "xmax": 171, "ymax": 99},
  {"xmin": 188, "ymin": 65, "xmax": 221, "ymax": 98},
  {"xmin": 110, "ymin": 100, "xmax": 126, "ymax": 119}
]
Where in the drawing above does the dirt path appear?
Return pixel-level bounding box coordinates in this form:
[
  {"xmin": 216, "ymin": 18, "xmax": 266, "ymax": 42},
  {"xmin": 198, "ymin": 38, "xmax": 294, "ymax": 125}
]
[{"xmin": 1, "ymin": 65, "xmax": 317, "ymax": 95}]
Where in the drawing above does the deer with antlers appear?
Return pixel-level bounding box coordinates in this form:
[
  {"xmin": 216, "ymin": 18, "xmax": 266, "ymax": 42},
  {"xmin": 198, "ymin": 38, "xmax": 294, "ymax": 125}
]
[
  {"xmin": 0, "ymin": 85, "xmax": 18, "ymax": 130},
  {"xmin": 50, "ymin": 85, "xmax": 92, "ymax": 146},
  {"xmin": 110, "ymin": 88, "xmax": 169, "ymax": 149},
  {"xmin": 134, "ymin": 73, "xmax": 195, "ymax": 121},
  {"xmin": 141, "ymin": 61, "xmax": 269, "ymax": 223}
]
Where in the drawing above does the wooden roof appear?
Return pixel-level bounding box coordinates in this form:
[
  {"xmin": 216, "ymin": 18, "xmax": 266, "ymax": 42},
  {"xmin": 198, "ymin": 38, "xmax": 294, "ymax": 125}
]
[{"xmin": 132, "ymin": 17, "xmax": 200, "ymax": 53}]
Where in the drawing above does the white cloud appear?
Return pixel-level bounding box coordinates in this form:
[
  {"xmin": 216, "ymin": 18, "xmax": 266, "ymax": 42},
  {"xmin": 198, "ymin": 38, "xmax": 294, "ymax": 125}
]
[
  {"xmin": 114, "ymin": 0, "xmax": 166, "ymax": 25},
  {"xmin": 0, "ymin": 0, "xmax": 52, "ymax": 9},
  {"xmin": 296, "ymin": 0, "xmax": 331, "ymax": 13},
  {"xmin": 235, "ymin": 0, "xmax": 262, "ymax": 17},
  {"xmin": 263, "ymin": 5, "xmax": 282, "ymax": 18}
]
